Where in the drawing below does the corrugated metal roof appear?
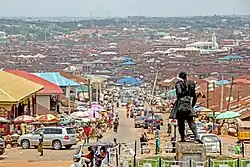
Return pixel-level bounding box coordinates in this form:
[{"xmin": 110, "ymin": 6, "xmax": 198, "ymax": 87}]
[
  {"xmin": 0, "ymin": 71, "xmax": 44, "ymax": 103},
  {"xmin": 33, "ymin": 72, "xmax": 80, "ymax": 87},
  {"xmin": 5, "ymin": 70, "xmax": 63, "ymax": 95},
  {"xmin": 58, "ymin": 71, "xmax": 88, "ymax": 84}
]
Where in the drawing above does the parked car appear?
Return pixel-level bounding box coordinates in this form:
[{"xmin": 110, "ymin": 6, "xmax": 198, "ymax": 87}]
[
  {"xmin": 143, "ymin": 114, "xmax": 161, "ymax": 129},
  {"xmin": 186, "ymin": 122, "xmax": 206, "ymax": 138},
  {"xmin": 18, "ymin": 126, "xmax": 77, "ymax": 150},
  {"xmin": 144, "ymin": 114, "xmax": 161, "ymax": 124},
  {"xmin": 0, "ymin": 137, "xmax": 5, "ymax": 155},
  {"xmin": 134, "ymin": 116, "xmax": 145, "ymax": 128},
  {"xmin": 198, "ymin": 134, "xmax": 221, "ymax": 153}
]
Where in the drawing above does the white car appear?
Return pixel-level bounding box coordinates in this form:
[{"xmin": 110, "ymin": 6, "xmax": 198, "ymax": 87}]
[
  {"xmin": 198, "ymin": 134, "xmax": 221, "ymax": 153},
  {"xmin": 18, "ymin": 127, "xmax": 77, "ymax": 150}
]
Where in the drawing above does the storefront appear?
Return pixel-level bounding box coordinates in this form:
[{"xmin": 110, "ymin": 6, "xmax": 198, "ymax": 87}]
[{"xmin": 0, "ymin": 71, "xmax": 44, "ymax": 134}]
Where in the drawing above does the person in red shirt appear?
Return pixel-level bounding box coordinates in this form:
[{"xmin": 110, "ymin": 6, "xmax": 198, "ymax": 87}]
[
  {"xmin": 108, "ymin": 117, "xmax": 112, "ymax": 129},
  {"xmin": 84, "ymin": 125, "xmax": 92, "ymax": 144}
]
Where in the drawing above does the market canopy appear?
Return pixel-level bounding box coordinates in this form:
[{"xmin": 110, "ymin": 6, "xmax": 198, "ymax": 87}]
[
  {"xmin": 116, "ymin": 76, "xmax": 142, "ymax": 86},
  {"xmin": 216, "ymin": 80, "xmax": 231, "ymax": 85},
  {"xmin": 33, "ymin": 72, "xmax": 80, "ymax": 87},
  {"xmin": 166, "ymin": 89, "xmax": 176, "ymax": 97},
  {"xmin": 216, "ymin": 111, "xmax": 241, "ymax": 119},
  {"xmin": 0, "ymin": 71, "xmax": 44, "ymax": 104}
]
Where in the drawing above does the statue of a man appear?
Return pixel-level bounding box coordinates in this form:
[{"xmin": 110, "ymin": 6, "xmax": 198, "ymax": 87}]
[{"xmin": 170, "ymin": 72, "xmax": 203, "ymax": 144}]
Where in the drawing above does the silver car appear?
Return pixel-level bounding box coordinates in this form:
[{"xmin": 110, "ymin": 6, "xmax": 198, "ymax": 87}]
[
  {"xmin": 18, "ymin": 127, "xmax": 77, "ymax": 150},
  {"xmin": 198, "ymin": 134, "xmax": 221, "ymax": 153}
]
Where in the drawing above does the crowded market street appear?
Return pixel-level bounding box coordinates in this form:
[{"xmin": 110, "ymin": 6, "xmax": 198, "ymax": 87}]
[
  {"xmin": 0, "ymin": 99, "xmax": 241, "ymax": 167},
  {"xmin": 0, "ymin": 105, "xmax": 141, "ymax": 167}
]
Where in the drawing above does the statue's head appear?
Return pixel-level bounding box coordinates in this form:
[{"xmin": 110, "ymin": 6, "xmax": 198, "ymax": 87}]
[{"xmin": 178, "ymin": 72, "xmax": 187, "ymax": 81}]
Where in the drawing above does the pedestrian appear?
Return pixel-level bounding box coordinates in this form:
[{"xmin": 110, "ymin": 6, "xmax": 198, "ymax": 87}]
[
  {"xmin": 155, "ymin": 136, "xmax": 160, "ymax": 154},
  {"xmin": 113, "ymin": 118, "xmax": 119, "ymax": 133},
  {"xmin": 235, "ymin": 141, "xmax": 241, "ymax": 154},
  {"xmin": 84, "ymin": 124, "xmax": 91, "ymax": 144},
  {"xmin": 97, "ymin": 126, "xmax": 103, "ymax": 143},
  {"xmin": 167, "ymin": 123, "xmax": 171, "ymax": 137},
  {"xmin": 38, "ymin": 132, "xmax": 44, "ymax": 156}
]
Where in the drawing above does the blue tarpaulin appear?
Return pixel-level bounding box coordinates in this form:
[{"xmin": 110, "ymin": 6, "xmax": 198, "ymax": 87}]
[
  {"xmin": 122, "ymin": 61, "xmax": 136, "ymax": 65},
  {"xmin": 122, "ymin": 56, "xmax": 133, "ymax": 62},
  {"xmin": 116, "ymin": 76, "xmax": 142, "ymax": 86}
]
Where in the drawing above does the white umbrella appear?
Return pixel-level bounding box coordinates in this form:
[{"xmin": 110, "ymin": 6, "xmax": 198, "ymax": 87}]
[
  {"xmin": 0, "ymin": 117, "xmax": 10, "ymax": 123},
  {"xmin": 70, "ymin": 111, "xmax": 90, "ymax": 118}
]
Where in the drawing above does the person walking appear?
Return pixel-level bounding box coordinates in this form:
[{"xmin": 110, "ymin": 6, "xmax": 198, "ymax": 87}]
[
  {"xmin": 97, "ymin": 125, "xmax": 103, "ymax": 143},
  {"xmin": 84, "ymin": 124, "xmax": 91, "ymax": 144},
  {"xmin": 38, "ymin": 132, "xmax": 44, "ymax": 156}
]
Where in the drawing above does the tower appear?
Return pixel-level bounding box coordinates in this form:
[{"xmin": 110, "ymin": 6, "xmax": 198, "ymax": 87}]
[{"xmin": 212, "ymin": 32, "xmax": 218, "ymax": 49}]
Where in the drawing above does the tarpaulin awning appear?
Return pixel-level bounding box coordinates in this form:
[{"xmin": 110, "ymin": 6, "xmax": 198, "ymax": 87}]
[
  {"xmin": 122, "ymin": 61, "xmax": 136, "ymax": 65},
  {"xmin": 116, "ymin": 76, "xmax": 142, "ymax": 86}
]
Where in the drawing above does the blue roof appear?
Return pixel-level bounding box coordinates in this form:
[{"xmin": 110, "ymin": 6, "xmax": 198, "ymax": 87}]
[
  {"xmin": 122, "ymin": 61, "xmax": 136, "ymax": 65},
  {"xmin": 216, "ymin": 80, "xmax": 231, "ymax": 85},
  {"xmin": 122, "ymin": 56, "xmax": 133, "ymax": 62},
  {"xmin": 33, "ymin": 72, "xmax": 80, "ymax": 87},
  {"xmin": 116, "ymin": 76, "xmax": 142, "ymax": 86},
  {"xmin": 219, "ymin": 55, "xmax": 243, "ymax": 61}
]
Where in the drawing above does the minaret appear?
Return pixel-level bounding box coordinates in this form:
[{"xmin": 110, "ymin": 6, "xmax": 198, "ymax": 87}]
[{"xmin": 212, "ymin": 32, "xmax": 218, "ymax": 49}]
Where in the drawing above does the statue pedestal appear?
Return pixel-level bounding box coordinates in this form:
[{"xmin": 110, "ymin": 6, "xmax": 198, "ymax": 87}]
[{"xmin": 176, "ymin": 142, "xmax": 206, "ymax": 162}]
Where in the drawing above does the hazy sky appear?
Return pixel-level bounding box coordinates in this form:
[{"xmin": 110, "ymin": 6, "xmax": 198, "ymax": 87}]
[{"xmin": 0, "ymin": 0, "xmax": 250, "ymax": 17}]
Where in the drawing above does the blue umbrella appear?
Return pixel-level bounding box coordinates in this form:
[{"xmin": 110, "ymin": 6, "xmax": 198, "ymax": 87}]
[{"xmin": 216, "ymin": 111, "xmax": 241, "ymax": 119}]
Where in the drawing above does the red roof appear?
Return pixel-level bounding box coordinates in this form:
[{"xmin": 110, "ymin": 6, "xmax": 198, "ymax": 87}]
[{"xmin": 5, "ymin": 70, "xmax": 63, "ymax": 95}]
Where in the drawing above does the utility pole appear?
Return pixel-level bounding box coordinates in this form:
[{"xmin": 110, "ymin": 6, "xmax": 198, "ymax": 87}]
[
  {"xmin": 68, "ymin": 85, "xmax": 71, "ymax": 115},
  {"xmin": 220, "ymin": 75, "xmax": 224, "ymax": 111},
  {"xmin": 237, "ymin": 85, "xmax": 240, "ymax": 108},
  {"xmin": 227, "ymin": 77, "xmax": 234, "ymax": 111},
  {"xmin": 206, "ymin": 81, "xmax": 209, "ymax": 109},
  {"xmin": 88, "ymin": 79, "xmax": 92, "ymax": 104},
  {"xmin": 212, "ymin": 82, "xmax": 216, "ymax": 134}
]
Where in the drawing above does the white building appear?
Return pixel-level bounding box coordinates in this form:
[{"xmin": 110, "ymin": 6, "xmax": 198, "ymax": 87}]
[{"xmin": 186, "ymin": 32, "xmax": 219, "ymax": 50}]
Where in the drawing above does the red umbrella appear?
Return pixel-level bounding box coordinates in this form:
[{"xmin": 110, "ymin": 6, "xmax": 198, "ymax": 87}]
[{"xmin": 13, "ymin": 115, "xmax": 35, "ymax": 123}]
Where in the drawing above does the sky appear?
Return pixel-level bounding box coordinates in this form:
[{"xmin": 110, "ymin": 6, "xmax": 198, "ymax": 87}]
[{"xmin": 0, "ymin": 0, "xmax": 250, "ymax": 17}]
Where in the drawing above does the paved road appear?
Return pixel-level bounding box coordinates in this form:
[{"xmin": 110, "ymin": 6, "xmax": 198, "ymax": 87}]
[
  {"xmin": 0, "ymin": 106, "xmax": 140, "ymax": 166},
  {"xmin": 103, "ymin": 107, "xmax": 140, "ymax": 143}
]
